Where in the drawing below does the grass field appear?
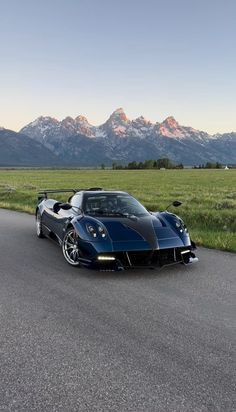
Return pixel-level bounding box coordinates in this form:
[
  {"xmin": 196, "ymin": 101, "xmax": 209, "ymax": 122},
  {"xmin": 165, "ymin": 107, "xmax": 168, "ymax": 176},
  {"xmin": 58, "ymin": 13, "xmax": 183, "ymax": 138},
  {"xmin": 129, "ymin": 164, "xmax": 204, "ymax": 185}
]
[{"xmin": 0, "ymin": 169, "xmax": 235, "ymax": 252}]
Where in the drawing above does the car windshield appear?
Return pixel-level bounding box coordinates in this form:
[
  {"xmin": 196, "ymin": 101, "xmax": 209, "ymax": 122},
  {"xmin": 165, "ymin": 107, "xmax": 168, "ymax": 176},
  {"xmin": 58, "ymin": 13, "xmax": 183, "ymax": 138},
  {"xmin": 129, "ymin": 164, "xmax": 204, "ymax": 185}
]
[{"xmin": 83, "ymin": 193, "xmax": 149, "ymax": 217}]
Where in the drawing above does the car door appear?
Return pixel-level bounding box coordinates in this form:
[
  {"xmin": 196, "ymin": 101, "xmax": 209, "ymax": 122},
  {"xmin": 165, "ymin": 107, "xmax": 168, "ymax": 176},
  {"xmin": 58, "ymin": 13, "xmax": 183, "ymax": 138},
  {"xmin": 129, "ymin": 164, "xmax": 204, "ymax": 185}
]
[
  {"xmin": 52, "ymin": 207, "xmax": 75, "ymax": 242},
  {"xmin": 41, "ymin": 200, "xmax": 74, "ymax": 242},
  {"xmin": 53, "ymin": 193, "xmax": 83, "ymax": 241}
]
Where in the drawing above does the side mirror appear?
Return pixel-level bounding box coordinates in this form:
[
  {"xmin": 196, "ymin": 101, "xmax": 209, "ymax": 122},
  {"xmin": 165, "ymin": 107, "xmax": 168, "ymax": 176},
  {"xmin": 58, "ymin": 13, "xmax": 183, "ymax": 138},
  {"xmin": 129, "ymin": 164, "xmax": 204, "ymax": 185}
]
[
  {"xmin": 60, "ymin": 202, "xmax": 72, "ymax": 210},
  {"xmin": 172, "ymin": 201, "xmax": 182, "ymax": 207},
  {"xmin": 53, "ymin": 202, "xmax": 73, "ymax": 213},
  {"xmin": 165, "ymin": 200, "xmax": 183, "ymax": 211}
]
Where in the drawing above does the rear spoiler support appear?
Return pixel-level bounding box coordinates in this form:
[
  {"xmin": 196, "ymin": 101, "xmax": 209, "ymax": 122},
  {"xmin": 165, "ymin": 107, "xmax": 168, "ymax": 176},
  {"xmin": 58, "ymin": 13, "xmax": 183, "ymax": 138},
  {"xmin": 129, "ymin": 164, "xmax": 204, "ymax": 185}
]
[{"xmin": 37, "ymin": 187, "xmax": 103, "ymax": 202}]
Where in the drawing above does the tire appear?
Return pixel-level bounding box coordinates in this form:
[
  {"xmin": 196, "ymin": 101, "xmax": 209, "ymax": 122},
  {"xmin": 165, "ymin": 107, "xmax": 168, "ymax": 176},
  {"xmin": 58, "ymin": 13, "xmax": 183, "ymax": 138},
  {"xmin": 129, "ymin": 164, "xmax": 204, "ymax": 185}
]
[
  {"xmin": 36, "ymin": 209, "xmax": 45, "ymax": 238},
  {"xmin": 62, "ymin": 228, "xmax": 81, "ymax": 266}
]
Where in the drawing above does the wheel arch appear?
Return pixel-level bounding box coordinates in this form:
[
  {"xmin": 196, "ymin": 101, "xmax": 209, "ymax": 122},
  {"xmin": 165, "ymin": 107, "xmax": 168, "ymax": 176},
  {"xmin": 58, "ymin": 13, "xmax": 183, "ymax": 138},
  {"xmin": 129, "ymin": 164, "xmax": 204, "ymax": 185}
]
[{"xmin": 63, "ymin": 221, "xmax": 80, "ymax": 239}]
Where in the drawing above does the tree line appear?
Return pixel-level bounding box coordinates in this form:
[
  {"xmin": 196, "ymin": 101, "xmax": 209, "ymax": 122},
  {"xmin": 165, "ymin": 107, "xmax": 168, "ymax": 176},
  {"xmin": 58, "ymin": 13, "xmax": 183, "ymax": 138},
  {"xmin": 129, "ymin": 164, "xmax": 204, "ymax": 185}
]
[
  {"xmin": 103, "ymin": 159, "xmax": 223, "ymax": 170},
  {"xmin": 111, "ymin": 158, "xmax": 184, "ymax": 170}
]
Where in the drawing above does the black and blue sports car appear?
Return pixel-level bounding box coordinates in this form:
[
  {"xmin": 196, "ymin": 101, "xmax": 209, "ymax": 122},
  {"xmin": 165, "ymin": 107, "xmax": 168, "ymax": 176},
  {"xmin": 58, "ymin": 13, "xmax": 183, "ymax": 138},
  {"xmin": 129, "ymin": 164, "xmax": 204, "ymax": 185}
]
[{"xmin": 36, "ymin": 188, "xmax": 198, "ymax": 270}]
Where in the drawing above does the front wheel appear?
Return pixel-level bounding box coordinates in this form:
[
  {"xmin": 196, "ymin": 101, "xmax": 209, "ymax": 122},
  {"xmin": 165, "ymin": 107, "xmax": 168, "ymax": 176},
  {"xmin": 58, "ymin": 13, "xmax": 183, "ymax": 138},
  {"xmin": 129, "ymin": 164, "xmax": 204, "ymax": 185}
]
[{"xmin": 62, "ymin": 228, "xmax": 81, "ymax": 266}]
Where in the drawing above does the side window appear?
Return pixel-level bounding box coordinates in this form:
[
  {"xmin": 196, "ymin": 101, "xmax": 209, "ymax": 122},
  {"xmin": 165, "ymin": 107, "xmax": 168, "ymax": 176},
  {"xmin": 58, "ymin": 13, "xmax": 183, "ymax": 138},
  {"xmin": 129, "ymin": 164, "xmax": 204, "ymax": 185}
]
[{"xmin": 70, "ymin": 193, "xmax": 83, "ymax": 209}]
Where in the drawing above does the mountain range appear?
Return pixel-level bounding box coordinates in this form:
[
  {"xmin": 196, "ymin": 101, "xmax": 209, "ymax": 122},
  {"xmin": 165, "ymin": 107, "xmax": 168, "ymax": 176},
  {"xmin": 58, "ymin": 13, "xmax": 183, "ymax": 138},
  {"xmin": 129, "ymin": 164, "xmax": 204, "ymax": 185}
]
[{"xmin": 1, "ymin": 108, "xmax": 236, "ymax": 166}]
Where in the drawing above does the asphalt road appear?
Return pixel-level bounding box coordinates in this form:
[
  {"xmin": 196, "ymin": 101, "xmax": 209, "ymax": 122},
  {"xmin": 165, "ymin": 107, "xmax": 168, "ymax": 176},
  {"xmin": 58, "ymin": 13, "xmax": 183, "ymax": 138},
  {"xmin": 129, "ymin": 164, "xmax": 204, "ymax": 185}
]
[{"xmin": 0, "ymin": 209, "xmax": 235, "ymax": 412}]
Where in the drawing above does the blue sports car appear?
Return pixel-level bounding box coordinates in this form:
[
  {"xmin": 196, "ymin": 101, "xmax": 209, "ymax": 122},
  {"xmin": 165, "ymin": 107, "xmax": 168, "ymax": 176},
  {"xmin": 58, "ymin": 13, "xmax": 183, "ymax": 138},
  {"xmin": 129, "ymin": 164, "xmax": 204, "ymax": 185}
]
[{"xmin": 36, "ymin": 188, "xmax": 198, "ymax": 270}]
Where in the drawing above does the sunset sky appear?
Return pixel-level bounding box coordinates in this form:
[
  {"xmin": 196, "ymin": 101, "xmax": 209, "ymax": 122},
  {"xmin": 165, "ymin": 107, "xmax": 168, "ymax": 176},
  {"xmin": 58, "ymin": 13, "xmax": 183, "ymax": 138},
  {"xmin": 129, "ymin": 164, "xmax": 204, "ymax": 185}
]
[{"xmin": 0, "ymin": 0, "xmax": 235, "ymax": 134}]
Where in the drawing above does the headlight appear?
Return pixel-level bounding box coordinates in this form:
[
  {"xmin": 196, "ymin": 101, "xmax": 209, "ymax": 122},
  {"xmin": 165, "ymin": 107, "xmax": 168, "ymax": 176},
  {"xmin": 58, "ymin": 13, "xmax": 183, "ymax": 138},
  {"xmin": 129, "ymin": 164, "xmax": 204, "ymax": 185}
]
[
  {"xmin": 175, "ymin": 221, "xmax": 181, "ymax": 228},
  {"xmin": 174, "ymin": 218, "xmax": 188, "ymax": 233},
  {"xmin": 87, "ymin": 224, "xmax": 97, "ymax": 238},
  {"xmin": 86, "ymin": 224, "xmax": 107, "ymax": 239},
  {"xmin": 97, "ymin": 225, "xmax": 106, "ymax": 238}
]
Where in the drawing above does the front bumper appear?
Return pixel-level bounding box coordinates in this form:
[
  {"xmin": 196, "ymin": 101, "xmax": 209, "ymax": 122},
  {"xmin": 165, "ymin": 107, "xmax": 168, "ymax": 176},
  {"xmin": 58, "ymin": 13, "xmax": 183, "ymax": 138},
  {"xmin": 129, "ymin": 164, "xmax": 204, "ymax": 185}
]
[{"xmin": 84, "ymin": 247, "xmax": 198, "ymax": 271}]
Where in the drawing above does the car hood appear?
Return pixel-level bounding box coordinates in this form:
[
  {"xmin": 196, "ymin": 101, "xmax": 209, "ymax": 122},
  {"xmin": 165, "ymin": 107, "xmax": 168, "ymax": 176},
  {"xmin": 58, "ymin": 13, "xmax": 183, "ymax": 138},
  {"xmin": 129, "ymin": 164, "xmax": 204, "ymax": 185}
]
[
  {"xmin": 100, "ymin": 215, "xmax": 158, "ymax": 249},
  {"xmin": 93, "ymin": 214, "xmax": 189, "ymax": 250},
  {"xmin": 73, "ymin": 213, "xmax": 190, "ymax": 251}
]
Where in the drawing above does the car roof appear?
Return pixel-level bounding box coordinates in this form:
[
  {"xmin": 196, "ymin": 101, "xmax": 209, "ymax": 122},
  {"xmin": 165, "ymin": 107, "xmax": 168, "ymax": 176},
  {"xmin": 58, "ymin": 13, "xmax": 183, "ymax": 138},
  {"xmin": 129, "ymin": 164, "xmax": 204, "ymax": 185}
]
[{"xmin": 76, "ymin": 190, "xmax": 129, "ymax": 196}]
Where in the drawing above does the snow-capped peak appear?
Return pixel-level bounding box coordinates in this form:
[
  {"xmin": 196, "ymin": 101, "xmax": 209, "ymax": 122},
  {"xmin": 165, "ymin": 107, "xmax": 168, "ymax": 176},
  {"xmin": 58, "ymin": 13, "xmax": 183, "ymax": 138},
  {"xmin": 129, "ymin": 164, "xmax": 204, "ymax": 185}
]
[
  {"xmin": 75, "ymin": 115, "xmax": 90, "ymax": 124},
  {"xmin": 32, "ymin": 116, "xmax": 59, "ymax": 125},
  {"xmin": 19, "ymin": 116, "xmax": 60, "ymax": 142},
  {"xmin": 108, "ymin": 108, "xmax": 129, "ymax": 123},
  {"xmin": 162, "ymin": 116, "xmax": 180, "ymax": 129},
  {"xmin": 19, "ymin": 109, "xmax": 214, "ymax": 145},
  {"xmin": 157, "ymin": 116, "xmax": 187, "ymax": 138},
  {"xmin": 74, "ymin": 115, "xmax": 95, "ymax": 137},
  {"xmin": 101, "ymin": 108, "xmax": 130, "ymax": 137}
]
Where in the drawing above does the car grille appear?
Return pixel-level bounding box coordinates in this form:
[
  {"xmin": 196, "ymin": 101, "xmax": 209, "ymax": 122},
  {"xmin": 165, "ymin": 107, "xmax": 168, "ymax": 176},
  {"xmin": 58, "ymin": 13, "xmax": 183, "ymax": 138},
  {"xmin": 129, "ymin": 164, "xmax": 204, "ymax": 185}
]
[{"xmin": 111, "ymin": 248, "xmax": 186, "ymax": 268}]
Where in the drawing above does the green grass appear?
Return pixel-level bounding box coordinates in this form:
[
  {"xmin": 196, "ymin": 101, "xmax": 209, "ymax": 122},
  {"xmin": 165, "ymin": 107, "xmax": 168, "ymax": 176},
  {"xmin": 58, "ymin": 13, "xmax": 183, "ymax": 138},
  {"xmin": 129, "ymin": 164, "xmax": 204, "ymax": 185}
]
[{"xmin": 0, "ymin": 169, "xmax": 236, "ymax": 252}]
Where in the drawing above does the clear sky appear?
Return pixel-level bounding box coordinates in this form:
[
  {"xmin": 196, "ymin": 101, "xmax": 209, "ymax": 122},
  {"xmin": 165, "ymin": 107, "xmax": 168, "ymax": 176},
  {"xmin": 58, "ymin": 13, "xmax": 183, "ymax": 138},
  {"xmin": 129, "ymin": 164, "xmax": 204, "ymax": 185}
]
[{"xmin": 0, "ymin": 0, "xmax": 235, "ymax": 134}]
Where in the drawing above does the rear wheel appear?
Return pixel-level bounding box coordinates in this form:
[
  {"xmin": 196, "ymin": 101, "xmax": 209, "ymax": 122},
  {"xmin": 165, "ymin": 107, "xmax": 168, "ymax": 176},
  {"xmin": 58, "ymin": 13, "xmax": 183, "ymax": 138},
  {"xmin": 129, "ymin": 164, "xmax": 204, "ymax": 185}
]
[
  {"xmin": 36, "ymin": 210, "xmax": 44, "ymax": 238},
  {"xmin": 62, "ymin": 228, "xmax": 81, "ymax": 266}
]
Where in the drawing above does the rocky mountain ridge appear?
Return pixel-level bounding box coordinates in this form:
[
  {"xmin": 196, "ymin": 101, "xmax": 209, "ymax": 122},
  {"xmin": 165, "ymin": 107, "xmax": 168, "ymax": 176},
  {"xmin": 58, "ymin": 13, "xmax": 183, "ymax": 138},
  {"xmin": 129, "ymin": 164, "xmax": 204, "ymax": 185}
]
[
  {"xmin": 20, "ymin": 108, "xmax": 213, "ymax": 142},
  {"xmin": 1, "ymin": 109, "xmax": 236, "ymax": 166}
]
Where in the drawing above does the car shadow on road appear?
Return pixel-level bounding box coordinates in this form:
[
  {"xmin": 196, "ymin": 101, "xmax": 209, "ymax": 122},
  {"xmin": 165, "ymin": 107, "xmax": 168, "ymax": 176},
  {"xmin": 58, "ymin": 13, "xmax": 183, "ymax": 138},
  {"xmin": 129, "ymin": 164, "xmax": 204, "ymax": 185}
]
[{"xmin": 68, "ymin": 262, "xmax": 197, "ymax": 282}]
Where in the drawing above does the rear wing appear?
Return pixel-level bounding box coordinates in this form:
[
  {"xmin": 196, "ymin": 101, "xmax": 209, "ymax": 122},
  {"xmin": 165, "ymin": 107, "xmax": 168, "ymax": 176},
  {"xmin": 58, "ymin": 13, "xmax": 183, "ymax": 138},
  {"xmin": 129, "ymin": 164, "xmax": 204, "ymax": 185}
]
[
  {"xmin": 38, "ymin": 187, "xmax": 103, "ymax": 202},
  {"xmin": 38, "ymin": 189, "xmax": 76, "ymax": 202}
]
